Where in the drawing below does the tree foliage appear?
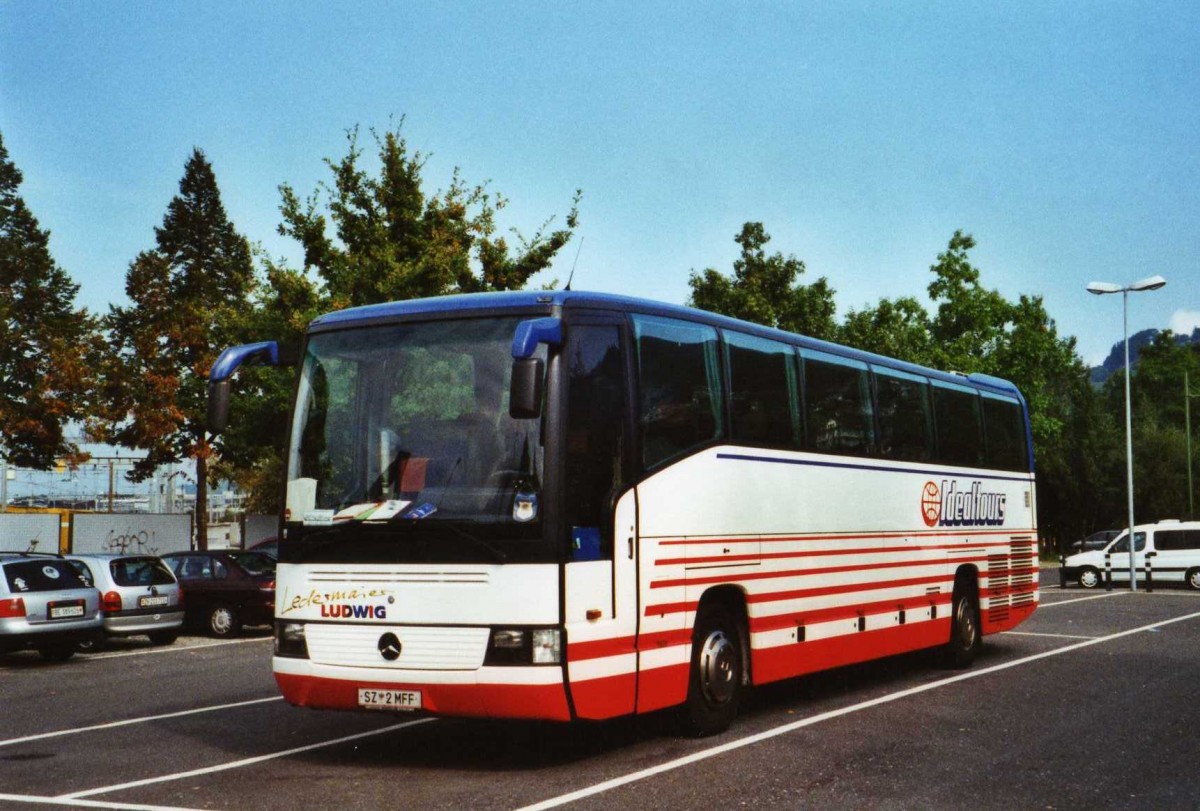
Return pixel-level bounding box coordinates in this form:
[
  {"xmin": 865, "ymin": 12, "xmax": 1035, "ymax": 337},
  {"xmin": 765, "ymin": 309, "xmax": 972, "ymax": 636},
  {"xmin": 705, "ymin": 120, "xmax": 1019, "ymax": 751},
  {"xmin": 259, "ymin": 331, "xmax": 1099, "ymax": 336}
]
[
  {"xmin": 0, "ymin": 132, "xmax": 97, "ymax": 469},
  {"xmin": 688, "ymin": 222, "xmax": 837, "ymax": 341},
  {"xmin": 278, "ymin": 124, "xmax": 581, "ymax": 309},
  {"xmin": 101, "ymin": 148, "xmax": 254, "ymax": 544}
]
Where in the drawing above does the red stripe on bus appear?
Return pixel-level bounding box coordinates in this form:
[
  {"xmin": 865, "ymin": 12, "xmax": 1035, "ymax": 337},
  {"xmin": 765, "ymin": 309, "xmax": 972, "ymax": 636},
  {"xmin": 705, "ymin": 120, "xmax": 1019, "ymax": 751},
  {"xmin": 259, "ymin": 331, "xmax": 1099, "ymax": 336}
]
[
  {"xmin": 568, "ymin": 628, "xmax": 692, "ymax": 662},
  {"xmin": 651, "ymin": 556, "xmax": 990, "ymax": 589},
  {"xmin": 635, "ymin": 662, "xmax": 690, "ymax": 714},
  {"xmin": 748, "ymin": 594, "xmax": 952, "ymax": 633},
  {"xmin": 655, "ymin": 527, "xmax": 1038, "ymax": 546},
  {"xmin": 751, "ymin": 619, "xmax": 952, "ymax": 685},
  {"xmin": 570, "ymin": 672, "xmax": 637, "ymax": 720},
  {"xmin": 656, "ymin": 542, "xmax": 983, "ymax": 567}
]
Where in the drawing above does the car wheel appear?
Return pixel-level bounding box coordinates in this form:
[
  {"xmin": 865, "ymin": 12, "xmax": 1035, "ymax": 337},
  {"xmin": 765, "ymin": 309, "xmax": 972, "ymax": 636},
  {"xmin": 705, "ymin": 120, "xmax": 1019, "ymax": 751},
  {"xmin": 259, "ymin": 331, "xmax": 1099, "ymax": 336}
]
[
  {"xmin": 943, "ymin": 581, "xmax": 981, "ymax": 669},
  {"xmin": 148, "ymin": 630, "xmax": 179, "ymax": 646},
  {"xmin": 1078, "ymin": 567, "xmax": 1101, "ymax": 589},
  {"xmin": 38, "ymin": 644, "xmax": 76, "ymax": 662},
  {"xmin": 679, "ymin": 602, "xmax": 744, "ymax": 737},
  {"xmin": 1187, "ymin": 569, "xmax": 1200, "ymax": 591},
  {"xmin": 208, "ymin": 605, "xmax": 240, "ymax": 638}
]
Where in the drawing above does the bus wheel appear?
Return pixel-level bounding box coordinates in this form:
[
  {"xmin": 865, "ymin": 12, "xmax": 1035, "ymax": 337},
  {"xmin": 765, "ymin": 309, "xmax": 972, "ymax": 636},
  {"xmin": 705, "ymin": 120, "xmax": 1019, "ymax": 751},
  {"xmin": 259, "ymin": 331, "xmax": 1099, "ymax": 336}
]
[
  {"xmin": 1187, "ymin": 569, "xmax": 1200, "ymax": 591},
  {"xmin": 680, "ymin": 603, "xmax": 743, "ymax": 737},
  {"xmin": 1078, "ymin": 567, "xmax": 1101, "ymax": 589},
  {"xmin": 943, "ymin": 584, "xmax": 981, "ymax": 669}
]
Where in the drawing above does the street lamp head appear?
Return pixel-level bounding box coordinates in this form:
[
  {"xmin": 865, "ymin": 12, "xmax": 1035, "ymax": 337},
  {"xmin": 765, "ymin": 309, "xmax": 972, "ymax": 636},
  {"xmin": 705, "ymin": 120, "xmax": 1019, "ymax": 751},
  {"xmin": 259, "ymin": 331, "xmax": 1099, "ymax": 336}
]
[
  {"xmin": 1130, "ymin": 274, "xmax": 1167, "ymax": 292},
  {"xmin": 1086, "ymin": 281, "xmax": 1122, "ymax": 295}
]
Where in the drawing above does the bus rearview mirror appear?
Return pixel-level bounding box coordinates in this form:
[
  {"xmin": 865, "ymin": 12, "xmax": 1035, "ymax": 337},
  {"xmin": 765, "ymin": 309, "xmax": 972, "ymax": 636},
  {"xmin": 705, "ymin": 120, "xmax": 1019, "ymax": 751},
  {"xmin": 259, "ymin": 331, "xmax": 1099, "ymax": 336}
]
[
  {"xmin": 509, "ymin": 358, "xmax": 544, "ymax": 419},
  {"xmin": 208, "ymin": 379, "xmax": 231, "ymax": 435}
]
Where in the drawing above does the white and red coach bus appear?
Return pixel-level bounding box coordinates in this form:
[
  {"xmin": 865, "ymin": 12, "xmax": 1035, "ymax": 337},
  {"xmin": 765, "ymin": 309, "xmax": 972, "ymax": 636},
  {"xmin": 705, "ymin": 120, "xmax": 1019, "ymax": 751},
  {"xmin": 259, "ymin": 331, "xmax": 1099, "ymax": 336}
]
[{"xmin": 209, "ymin": 291, "xmax": 1037, "ymax": 735}]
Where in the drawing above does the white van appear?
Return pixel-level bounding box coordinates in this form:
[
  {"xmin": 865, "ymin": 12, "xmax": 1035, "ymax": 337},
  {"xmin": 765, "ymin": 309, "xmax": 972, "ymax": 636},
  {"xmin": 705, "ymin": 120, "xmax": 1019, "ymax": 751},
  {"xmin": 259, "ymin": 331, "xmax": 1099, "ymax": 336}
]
[{"xmin": 1062, "ymin": 520, "xmax": 1200, "ymax": 589}]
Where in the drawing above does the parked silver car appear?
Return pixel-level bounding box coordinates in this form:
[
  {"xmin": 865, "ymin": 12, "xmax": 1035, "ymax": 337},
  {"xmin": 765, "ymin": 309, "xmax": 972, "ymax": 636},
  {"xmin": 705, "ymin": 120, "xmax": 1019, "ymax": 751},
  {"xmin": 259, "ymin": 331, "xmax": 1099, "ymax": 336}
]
[
  {"xmin": 0, "ymin": 552, "xmax": 102, "ymax": 661},
  {"xmin": 67, "ymin": 554, "xmax": 184, "ymax": 649}
]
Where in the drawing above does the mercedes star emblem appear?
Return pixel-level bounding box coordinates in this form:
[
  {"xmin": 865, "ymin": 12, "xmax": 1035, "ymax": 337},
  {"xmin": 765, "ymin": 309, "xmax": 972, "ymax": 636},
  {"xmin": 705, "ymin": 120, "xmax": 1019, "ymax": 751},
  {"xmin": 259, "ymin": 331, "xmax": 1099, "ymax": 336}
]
[{"xmin": 377, "ymin": 633, "xmax": 402, "ymax": 661}]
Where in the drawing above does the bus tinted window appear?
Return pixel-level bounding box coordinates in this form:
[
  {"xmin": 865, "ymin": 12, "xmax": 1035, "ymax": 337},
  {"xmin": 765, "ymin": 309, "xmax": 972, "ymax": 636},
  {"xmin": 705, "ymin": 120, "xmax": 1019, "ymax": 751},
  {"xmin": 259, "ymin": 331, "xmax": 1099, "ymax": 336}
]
[
  {"xmin": 874, "ymin": 368, "xmax": 933, "ymax": 462},
  {"xmin": 933, "ymin": 383, "xmax": 983, "ymax": 466},
  {"xmin": 564, "ymin": 325, "xmax": 627, "ymax": 559},
  {"xmin": 982, "ymin": 394, "xmax": 1028, "ymax": 471},
  {"xmin": 803, "ymin": 352, "xmax": 874, "ymax": 456},
  {"xmin": 633, "ymin": 315, "xmax": 724, "ymax": 468},
  {"xmin": 725, "ymin": 331, "xmax": 798, "ymax": 447}
]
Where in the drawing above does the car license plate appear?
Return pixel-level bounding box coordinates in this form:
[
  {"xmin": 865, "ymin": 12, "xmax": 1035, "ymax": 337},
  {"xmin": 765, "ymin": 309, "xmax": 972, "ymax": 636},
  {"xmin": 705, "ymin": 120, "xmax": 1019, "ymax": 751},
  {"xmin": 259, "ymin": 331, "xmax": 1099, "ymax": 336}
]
[
  {"xmin": 48, "ymin": 601, "xmax": 84, "ymax": 619},
  {"xmin": 139, "ymin": 595, "xmax": 170, "ymax": 608},
  {"xmin": 357, "ymin": 688, "xmax": 422, "ymax": 711}
]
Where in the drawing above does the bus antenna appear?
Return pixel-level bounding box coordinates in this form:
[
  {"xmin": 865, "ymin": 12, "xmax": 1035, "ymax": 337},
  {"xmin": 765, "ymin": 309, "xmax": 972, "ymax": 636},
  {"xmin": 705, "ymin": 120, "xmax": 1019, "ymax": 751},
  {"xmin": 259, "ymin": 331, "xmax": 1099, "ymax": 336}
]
[{"xmin": 564, "ymin": 237, "xmax": 584, "ymax": 291}]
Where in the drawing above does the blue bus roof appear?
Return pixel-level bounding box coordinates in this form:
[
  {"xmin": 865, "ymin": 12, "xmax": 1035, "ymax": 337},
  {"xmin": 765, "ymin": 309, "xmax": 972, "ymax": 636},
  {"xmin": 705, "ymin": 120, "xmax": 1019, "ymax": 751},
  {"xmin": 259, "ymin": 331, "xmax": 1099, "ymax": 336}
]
[{"xmin": 309, "ymin": 290, "xmax": 1026, "ymax": 401}]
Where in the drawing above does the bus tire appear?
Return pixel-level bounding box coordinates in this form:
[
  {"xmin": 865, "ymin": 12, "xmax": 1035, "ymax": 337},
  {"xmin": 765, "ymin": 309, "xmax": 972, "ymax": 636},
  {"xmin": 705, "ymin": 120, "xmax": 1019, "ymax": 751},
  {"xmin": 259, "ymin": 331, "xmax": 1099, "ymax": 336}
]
[
  {"xmin": 679, "ymin": 602, "xmax": 743, "ymax": 737},
  {"xmin": 943, "ymin": 582, "xmax": 981, "ymax": 669},
  {"xmin": 1186, "ymin": 569, "xmax": 1200, "ymax": 591},
  {"xmin": 1078, "ymin": 567, "xmax": 1101, "ymax": 589}
]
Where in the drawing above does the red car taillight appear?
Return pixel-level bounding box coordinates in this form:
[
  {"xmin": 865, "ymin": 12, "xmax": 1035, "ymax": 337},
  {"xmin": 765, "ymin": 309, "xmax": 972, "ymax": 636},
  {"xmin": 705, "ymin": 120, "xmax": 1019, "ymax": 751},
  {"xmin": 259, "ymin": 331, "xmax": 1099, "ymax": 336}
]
[
  {"xmin": 102, "ymin": 591, "xmax": 122, "ymax": 612},
  {"xmin": 260, "ymin": 580, "xmax": 275, "ymax": 592},
  {"xmin": 0, "ymin": 597, "xmax": 26, "ymax": 618}
]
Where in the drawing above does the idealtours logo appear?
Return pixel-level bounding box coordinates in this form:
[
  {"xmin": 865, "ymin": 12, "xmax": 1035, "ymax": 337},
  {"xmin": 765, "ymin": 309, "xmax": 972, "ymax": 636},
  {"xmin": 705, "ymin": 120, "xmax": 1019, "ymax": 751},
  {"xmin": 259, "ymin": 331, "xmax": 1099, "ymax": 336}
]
[{"xmin": 921, "ymin": 480, "xmax": 1006, "ymax": 528}]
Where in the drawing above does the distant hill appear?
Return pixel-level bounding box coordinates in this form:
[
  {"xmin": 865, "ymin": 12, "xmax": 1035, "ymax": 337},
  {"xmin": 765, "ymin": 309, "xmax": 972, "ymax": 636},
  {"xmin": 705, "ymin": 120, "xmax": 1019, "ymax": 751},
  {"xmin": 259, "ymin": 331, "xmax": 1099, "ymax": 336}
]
[{"xmin": 1091, "ymin": 327, "xmax": 1200, "ymax": 385}]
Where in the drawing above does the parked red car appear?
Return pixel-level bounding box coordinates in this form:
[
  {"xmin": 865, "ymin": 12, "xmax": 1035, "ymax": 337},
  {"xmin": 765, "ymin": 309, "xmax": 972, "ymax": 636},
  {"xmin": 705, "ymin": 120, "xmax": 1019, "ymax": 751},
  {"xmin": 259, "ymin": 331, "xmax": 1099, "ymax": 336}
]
[{"xmin": 160, "ymin": 551, "xmax": 275, "ymax": 638}]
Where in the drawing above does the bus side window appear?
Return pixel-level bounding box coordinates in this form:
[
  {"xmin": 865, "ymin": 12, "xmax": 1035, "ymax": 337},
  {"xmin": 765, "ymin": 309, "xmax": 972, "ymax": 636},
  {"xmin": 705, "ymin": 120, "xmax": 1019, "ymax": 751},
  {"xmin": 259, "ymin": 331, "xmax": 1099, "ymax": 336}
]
[
  {"xmin": 564, "ymin": 325, "xmax": 627, "ymax": 560},
  {"xmin": 932, "ymin": 382, "xmax": 983, "ymax": 467},
  {"xmin": 981, "ymin": 394, "xmax": 1028, "ymax": 471},
  {"xmin": 874, "ymin": 368, "xmax": 933, "ymax": 462},
  {"xmin": 802, "ymin": 351, "xmax": 875, "ymax": 457},
  {"xmin": 725, "ymin": 331, "xmax": 799, "ymax": 448},
  {"xmin": 633, "ymin": 315, "xmax": 724, "ymax": 469}
]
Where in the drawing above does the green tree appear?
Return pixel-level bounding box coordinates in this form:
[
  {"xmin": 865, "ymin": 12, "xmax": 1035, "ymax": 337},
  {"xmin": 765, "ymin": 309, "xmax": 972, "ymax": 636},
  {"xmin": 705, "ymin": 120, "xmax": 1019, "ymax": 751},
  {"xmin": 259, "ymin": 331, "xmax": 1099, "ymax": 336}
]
[
  {"xmin": 278, "ymin": 124, "xmax": 580, "ymax": 308},
  {"xmin": 0, "ymin": 132, "xmax": 97, "ymax": 469},
  {"xmin": 838, "ymin": 296, "xmax": 933, "ymax": 364},
  {"xmin": 688, "ymin": 222, "xmax": 837, "ymax": 340},
  {"xmin": 101, "ymin": 148, "xmax": 254, "ymax": 547}
]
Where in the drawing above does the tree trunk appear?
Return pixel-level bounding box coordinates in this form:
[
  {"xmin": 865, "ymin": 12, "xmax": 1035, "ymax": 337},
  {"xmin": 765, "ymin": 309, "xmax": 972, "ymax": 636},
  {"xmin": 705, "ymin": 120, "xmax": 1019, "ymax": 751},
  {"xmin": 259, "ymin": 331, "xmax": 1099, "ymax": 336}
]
[{"xmin": 196, "ymin": 453, "xmax": 208, "ymax": 551}]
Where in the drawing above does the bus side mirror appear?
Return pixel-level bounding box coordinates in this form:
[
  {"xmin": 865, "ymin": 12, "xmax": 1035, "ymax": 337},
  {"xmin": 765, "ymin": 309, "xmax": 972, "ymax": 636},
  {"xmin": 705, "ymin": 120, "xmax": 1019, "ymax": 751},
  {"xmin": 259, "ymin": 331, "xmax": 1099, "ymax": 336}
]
[
  {"xmin": 207, "ymin": 340, "xmax": 294, "ymax": 435},
  {"xmin": 208, "ymin": 379, "xmax": 232, "ymax": 434},
  {"xmin": 509, "ymin": 358, "xmax": 544, "ymax": 419}
]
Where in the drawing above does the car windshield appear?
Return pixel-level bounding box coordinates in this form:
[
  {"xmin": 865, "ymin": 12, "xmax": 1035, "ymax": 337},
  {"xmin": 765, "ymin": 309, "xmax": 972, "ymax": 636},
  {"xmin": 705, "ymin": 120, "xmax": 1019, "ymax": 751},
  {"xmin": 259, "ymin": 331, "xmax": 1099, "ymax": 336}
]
[
  {"xmin": 228, "ymin": 552, "xmax": 276, "ymax": 576},
  {"xmin": 286, "ymin": 316, "xmax": 545, "ymax": 530}
]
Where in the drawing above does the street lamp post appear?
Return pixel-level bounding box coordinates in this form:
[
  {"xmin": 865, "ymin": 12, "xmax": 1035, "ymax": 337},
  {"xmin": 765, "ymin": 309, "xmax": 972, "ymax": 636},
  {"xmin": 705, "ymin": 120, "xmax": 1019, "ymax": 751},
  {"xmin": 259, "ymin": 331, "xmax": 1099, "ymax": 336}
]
[
  {"xmin": 1187, "ymin": 371, "xmax": 1199, "ymax": 520},
  {"xmin": 1087, "ymin": 275, "xmax": 1167, "ymax": 592}
]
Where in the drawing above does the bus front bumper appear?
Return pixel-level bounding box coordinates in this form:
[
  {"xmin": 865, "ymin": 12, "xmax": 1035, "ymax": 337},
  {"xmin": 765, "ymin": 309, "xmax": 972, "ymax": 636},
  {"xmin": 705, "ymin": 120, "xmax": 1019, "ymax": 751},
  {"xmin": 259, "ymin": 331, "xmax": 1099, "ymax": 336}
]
[{"xmin": 273, "ymin": 657, "xmax": 572, "ymax": 721}]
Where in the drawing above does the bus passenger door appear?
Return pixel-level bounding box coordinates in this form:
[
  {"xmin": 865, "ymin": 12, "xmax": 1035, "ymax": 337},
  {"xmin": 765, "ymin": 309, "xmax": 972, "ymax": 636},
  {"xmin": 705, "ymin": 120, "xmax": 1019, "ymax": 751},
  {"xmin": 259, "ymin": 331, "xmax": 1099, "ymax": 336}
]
[{"xmin": 560, "ymin": 320, "xmax": 639, "ymax": 720}]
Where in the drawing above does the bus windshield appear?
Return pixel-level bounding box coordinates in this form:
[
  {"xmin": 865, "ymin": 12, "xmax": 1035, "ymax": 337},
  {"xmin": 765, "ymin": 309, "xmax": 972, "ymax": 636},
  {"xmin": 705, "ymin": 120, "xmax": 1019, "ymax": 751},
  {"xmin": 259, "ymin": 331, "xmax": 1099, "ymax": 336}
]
[{"xmin": 285, "ymin": 316, "xmax": 546, "ymax": 559}]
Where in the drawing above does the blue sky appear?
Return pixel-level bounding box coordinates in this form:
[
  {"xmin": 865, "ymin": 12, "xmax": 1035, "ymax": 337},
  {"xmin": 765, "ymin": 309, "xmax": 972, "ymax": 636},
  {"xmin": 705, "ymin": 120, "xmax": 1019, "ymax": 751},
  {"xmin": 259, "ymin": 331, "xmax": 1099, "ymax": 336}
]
[{"xmin": 2, "ymin": 1, "xmax": 1197, "ymax": 369}]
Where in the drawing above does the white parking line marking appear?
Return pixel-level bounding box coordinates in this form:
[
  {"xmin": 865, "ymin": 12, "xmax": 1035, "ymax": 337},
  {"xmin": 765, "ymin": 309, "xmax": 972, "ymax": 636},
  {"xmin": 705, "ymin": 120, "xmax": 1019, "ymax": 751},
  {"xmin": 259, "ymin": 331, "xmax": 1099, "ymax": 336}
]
[
  {"xmin": 89, "ymin": 636, "xmax": 272, "ymax": 660},
  {"xmin": 1002, "ymin": 631, "xmax": 1098, "ymax": 640},
  {"xmin": 0, "ymin": 697, "xmax": 283, "ymax": 748},
  {"xmin": 516, "ymin": 609, "xmax": 1200, "ymax": 811},
  {"xmin": 59, "ymin": 718, "xmax": 435, "ymax": 800},
  {"xmin": 1035, "ymin": 591, "xmax": 1127, "ymax": 608},
  {"xmin": 0, "ymin": 793, "xmax": 203, "ymax": 811}
]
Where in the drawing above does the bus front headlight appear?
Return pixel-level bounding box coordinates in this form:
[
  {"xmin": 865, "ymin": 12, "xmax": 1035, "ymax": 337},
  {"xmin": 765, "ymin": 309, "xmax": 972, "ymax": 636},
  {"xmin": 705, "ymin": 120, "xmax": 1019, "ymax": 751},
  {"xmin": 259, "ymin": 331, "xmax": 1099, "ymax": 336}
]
[
  {"xmin": 531, "ymin": 629, "xmax": 561, "ymax": 664},
  {"xmin": 275, "ymin": 621, "xmax": 309, "ymax": 658}
]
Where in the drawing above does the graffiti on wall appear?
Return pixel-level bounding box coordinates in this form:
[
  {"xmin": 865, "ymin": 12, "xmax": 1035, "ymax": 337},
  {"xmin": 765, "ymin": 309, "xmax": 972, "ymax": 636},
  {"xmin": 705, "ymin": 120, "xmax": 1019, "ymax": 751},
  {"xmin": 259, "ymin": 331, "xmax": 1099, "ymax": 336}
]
[{"xmin": 103, "ymin": 529, "xmax": 159, "ymax": 556}]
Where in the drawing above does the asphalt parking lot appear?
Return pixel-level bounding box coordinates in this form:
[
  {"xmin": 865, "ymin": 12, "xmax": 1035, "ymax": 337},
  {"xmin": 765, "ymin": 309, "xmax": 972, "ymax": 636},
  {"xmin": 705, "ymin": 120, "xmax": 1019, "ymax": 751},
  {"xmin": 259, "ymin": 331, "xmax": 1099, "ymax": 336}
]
[{"xmin": 3, "ymin": 571, "xmax": 1200, "ymax": 811}]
